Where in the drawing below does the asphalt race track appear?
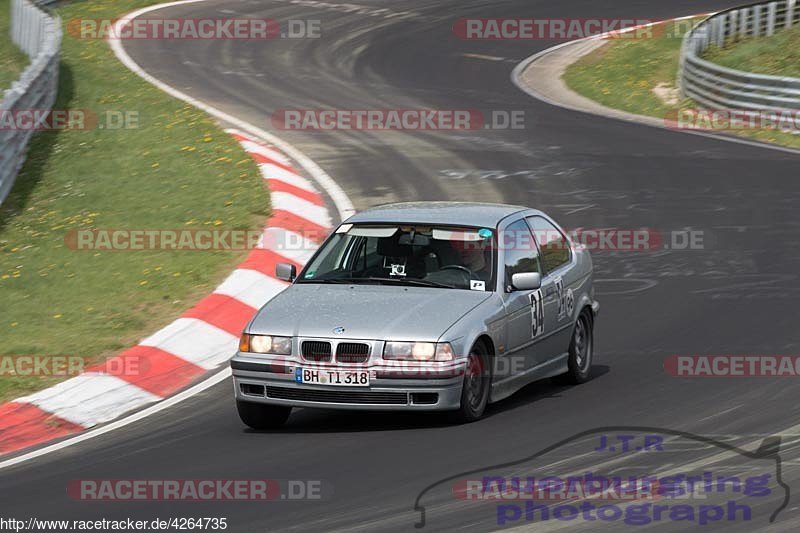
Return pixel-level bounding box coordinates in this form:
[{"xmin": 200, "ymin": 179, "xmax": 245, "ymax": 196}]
[{"xmin": 3, "ymin": 0, "xmax": 800, "ymax": 531}]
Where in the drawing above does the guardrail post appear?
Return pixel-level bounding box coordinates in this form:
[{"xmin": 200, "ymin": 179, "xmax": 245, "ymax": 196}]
[
  {"xmin": 766, "ymin": 2, "xmax": 777, "ymax": 35},
  {"xmin": 754, "ymin": 4, "xmax": 762, "ymax": 35},
  {"xmin": 708, "ymin": 16, "xmax": 717, "ymax": 45},
  {"xmin": 10, "ymin": 0, "xmax": 19, "ymax": 47},
  {"xmin": 716, "ymin": 14, "xmax": 727, "ymax": 46},
  {"xmin": 740, "ymin": 7, "xmax": 750, "ymax": 37},
  {"xmin": 730, "ymin": 10, "xmax": 738, "ymax": 39},
  {"xmin": 18, "ymin": 0, "xmax": 27, "ymax": 52},
  {"xmin": 788, "ymin": 0, "xmax": 796, "ymax": 27},
  {"xmin": 31, "ymin": 13, "xmax": 39, "ymax": 56},
  {"xmin": 25, "ymin": 1, "xmax": 34, "ymax": 54}
]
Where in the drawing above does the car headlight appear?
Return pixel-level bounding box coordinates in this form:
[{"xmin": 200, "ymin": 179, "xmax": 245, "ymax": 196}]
[
  {"xmin": 383, "ymin": 342, "xmax": 454, "ymax": 362},
  {"xmin": 239, "ymin": 334, "xmax": 292, "ymax": 355}
]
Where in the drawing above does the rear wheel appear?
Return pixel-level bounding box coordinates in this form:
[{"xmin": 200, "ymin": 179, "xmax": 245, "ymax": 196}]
[
  {"xmin": 559, "ymin": 310, "xmax": 594, "ymax": 384},
  {"xmin": 453, "ymin": 341, "xmax": 491, "ymax": 423},
  {"xmin": 236, "ymin": 400, "xmax": 291, "ymax": 430}
]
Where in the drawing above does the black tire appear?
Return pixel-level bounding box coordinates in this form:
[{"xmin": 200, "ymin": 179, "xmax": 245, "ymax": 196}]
[
  {"xmin": 236, "ymin": 400, "xmax": 291, "ymax": 430},
  {"xmin": 452, "ymin": 341, "xmax": 491, "ymax": 423},
  {"xmin": 558, "ymin": 310, "xmax": 594, "ymax": 384}
]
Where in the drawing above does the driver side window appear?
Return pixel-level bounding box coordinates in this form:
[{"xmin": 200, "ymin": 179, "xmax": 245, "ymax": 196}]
[
  {"xmin": 502, "ymin": 220, "xmax": 541, "ymax": 288},
  {"xmin": 526, "ymin": 216, "xmax": 570, "ymax": 273}
]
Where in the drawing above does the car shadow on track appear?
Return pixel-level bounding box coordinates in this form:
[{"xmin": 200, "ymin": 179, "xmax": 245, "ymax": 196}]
[{"xmin": 242, "ymin": 364, "xmax": 610, "ymax": 434}]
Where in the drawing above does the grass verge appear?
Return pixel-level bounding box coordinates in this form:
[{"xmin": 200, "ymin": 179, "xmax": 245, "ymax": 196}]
[
  {"xmin": 563, "ymin": 21, "xmax": 693, "ymax": 118},
  {"xmin": 704, "ymin": 24, "xmax": 800, "ymax": 78},
  {"xmin": 0, "ymin": 0, "xmax": 29, "ymax": 91},
  {"xmin": 563, "ymin": 19, "xmax": 800, "ymax": 150},
  {"xmin": 0, "ymin": 0, "xmax": 267, "ymax": 401}
]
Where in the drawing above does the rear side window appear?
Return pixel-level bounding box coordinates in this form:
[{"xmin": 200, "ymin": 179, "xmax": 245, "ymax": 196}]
[
  {"xmin": 502, "ymin": 220, "xmax": 541, "ymax": 287},
  {"xmin": 526, "ymin": 216, "xmax": 571, "ymax": 273}
]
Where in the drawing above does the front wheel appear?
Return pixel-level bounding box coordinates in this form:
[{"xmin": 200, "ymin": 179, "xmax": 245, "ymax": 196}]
[
  {"xmin": 559, "ymin": 310, "xmax": 594, "ymax": 384},
  {"xmin": 452, "ymin": 342, "xmax": 491, "ymax": 423},
  {"xmin": 237, "ymin": 400, "xmax": 291, "ymax": 430}
]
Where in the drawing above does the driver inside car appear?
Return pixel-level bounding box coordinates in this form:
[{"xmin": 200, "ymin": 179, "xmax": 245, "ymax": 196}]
[{"xmin": 456, "ymin": 246, "xmax": 492, "ymax": 281}]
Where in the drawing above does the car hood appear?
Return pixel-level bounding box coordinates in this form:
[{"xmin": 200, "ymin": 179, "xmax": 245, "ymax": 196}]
[{"xmin": 248, "ymin": 283, "xmax": 493, "ymax": 341}]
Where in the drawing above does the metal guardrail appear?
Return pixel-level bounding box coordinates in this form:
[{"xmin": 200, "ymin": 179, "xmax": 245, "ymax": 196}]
[
  {"xmin": 680, "ymin": 0, "xmax": 800, "ymax": 111},
  {"xmin": 0, "ymin": 0, "xmax": 61, "ymax": 206}
]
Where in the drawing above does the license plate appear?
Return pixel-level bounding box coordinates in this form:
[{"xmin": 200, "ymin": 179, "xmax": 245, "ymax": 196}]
[{"xmin": 295, "ymin": 367, "xmax": 370, "ymax": 387}]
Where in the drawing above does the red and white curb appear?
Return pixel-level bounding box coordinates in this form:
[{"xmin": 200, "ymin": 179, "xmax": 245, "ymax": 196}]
[{"xmin": 0, "ymin": 130, "xmax": 330, "ymax": 456}]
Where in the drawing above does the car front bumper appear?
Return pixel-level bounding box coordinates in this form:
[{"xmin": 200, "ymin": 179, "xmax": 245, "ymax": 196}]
[{"xmin": 231, "ymin": 355, "xmax": 466, "ymax": 411}]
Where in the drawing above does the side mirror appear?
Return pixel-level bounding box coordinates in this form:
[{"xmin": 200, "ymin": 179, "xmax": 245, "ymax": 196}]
[
  {"xmin": 276, "ymin": 263, "xmax": 297, "ymax": 282},
  {"xmin": 511, "ymin": 272, "xmax": 541, "ymax": 291}
]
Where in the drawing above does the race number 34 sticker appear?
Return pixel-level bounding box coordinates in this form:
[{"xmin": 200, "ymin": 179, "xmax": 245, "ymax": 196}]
[
  {"xmin": 530, "ymin": 289, "xmax": 544, "ymax": 337},
  {"xmin": 555, "ymin": 277, "xmax": 575, "ymax": 320}
]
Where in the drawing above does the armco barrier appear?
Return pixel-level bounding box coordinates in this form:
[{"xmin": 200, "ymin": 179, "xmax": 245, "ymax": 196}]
[
  {"xmin": 680, "ymin": 0, "xmax": 800, "ymax": 111},
  {"xmin": 0, "ymin": 0, "xmax": 61, "ymax": 205}
]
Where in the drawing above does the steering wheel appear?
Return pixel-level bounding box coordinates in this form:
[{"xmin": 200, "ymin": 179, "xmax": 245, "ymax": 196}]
[
  {"xmin": 426, "ymin": 265, "xmax": 474, "ymax": 289},
  {"xmin": 440, "ymin": 265, "xmax": 472, "ymax": 276}
]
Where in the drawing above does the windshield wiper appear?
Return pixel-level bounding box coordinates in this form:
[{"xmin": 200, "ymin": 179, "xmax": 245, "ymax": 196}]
[
  {"xmin": 349, "ymin": 277, "xmax": 457, "ymax": 289},
  {"xmin": 300, "ymin": 277, "xmax": 457, "ymax": 288},
  {"xmin": 298, "ymin": 278, "xmax": 358, "ymax": 284}
]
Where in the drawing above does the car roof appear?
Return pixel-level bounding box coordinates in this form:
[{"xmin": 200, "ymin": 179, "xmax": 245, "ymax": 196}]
[{"xmin": 344, "ymin": 202, "xmax": 539, "ymax": 228}]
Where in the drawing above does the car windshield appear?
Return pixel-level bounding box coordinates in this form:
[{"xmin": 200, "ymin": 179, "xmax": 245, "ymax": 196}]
[{"xmin": 297, "ymin": 224, "xmax": 495, "ymax": 291}]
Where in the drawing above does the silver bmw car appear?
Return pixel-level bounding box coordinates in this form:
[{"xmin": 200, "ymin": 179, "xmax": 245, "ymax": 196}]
[{"xmin": 231, "ymin": 202, "xmax": 598, "ymax": 428}]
